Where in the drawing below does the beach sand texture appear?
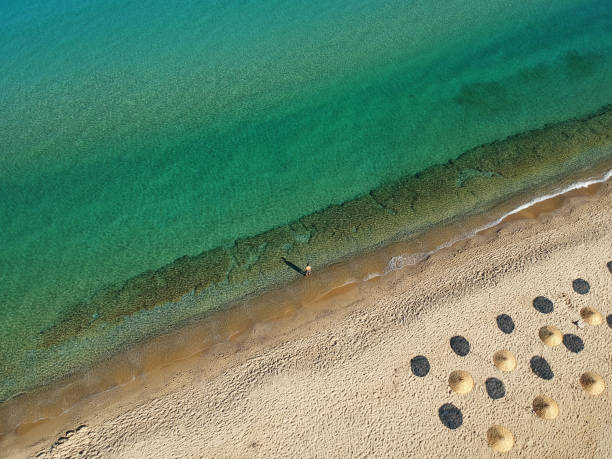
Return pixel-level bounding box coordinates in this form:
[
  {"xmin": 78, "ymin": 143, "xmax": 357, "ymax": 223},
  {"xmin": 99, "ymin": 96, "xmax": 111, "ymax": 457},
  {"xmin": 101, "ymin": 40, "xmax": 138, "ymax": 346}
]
[
  {"xmin": 22, "ymin": 181, "xmax": 611, "ymax": 458},
  {"xmin": 3, "ymin": 0, "xmax": 612, "ymax": 403}
]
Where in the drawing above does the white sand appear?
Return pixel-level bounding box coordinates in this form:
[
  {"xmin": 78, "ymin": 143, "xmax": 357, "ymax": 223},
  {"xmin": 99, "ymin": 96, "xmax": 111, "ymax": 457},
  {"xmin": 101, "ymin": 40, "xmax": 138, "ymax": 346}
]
[{"xmin": 15, "ymin": 183, "xmax": 612, "ymax": 458}]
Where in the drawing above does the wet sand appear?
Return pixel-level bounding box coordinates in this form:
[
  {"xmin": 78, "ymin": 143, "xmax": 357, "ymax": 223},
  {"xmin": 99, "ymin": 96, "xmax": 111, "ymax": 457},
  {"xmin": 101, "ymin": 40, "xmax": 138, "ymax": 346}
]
[{"xmin": 3, "ymin": 178, "xmax": 612, "ymax": 458}]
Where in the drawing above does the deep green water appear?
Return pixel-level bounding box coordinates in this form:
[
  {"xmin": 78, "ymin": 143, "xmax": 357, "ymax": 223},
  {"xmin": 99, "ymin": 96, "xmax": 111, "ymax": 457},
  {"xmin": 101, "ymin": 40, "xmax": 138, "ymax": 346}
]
[{"xmin": 1, "ymin": 0, "xmax": 611, "ymax": 401}]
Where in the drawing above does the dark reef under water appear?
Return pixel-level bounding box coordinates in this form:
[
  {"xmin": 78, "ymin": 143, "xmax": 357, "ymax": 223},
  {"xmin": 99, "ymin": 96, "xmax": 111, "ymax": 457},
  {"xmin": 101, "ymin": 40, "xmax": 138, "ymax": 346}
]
[
  {"xmin": 1, "ymin": 105, "xmax": 611, "ymax": 402},
  {"xmin": 41, "ymin": 107, "xmax": 611, "ymax": 345}
]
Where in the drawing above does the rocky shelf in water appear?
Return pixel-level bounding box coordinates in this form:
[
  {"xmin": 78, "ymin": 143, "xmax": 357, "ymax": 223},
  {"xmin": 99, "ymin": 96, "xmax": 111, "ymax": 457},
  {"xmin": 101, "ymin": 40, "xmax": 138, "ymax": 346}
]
[{"xmin": 2, "ymin": 104, "xmax": 611, "ymax": 402}]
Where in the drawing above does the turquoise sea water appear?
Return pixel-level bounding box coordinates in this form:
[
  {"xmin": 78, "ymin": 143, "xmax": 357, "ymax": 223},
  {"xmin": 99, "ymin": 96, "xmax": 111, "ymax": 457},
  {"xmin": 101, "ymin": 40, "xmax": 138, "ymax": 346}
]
[{"xmin": 1, "ymin": 0, "xmax": 611, "ymax": 400}]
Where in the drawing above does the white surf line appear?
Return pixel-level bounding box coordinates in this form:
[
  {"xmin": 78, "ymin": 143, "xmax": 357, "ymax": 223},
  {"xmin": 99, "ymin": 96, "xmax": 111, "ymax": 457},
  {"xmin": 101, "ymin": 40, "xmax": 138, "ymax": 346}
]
[{"xmin": 382, "ymin": 167, "xmax": 612, "ymax": 274}]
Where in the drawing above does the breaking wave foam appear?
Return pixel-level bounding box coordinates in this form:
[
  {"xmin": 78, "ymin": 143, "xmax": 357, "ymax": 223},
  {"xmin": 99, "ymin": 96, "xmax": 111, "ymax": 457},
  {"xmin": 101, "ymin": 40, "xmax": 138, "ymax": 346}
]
[{"xmin": 384, "ymin": 168, "xmax": 612, "ymax": 274}]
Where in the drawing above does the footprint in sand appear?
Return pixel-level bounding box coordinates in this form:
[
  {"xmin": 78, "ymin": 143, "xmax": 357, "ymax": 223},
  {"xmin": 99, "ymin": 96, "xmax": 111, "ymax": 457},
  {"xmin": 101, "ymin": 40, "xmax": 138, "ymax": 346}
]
[{"xmin": 39, "ymin": 425, "xmax": 89, "ymax": 456}]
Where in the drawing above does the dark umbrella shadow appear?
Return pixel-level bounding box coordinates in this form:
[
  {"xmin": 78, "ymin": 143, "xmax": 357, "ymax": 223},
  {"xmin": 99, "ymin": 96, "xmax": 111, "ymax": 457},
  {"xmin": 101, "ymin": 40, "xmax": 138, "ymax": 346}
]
[
  {"xmin": 496, "ymin": 314, "xmax": 515, "ymax": 334},
  {"xmin": 572, "ymin": 278, "xmax": 590, "ymax": 295},
  {"xmin": 533, "ymin": 296, "xmax": 554, "ymax": 314},
  {"xmin": 607, "ymin": 314, "xmax": 612, "ymax": 329},
  {"xmin": 563, "ymin": 334, "xmax": 584, "ymax": 353},
  {"xmin": 410, "ymin": 355, "xmax": 430, "ymax": 377},
  {"xmin": 530, "ymin": 356, "xmax": 553, "ymax": 380},
  {"xmin": 485, "ymin": 377, "xmax": 506, "ymax": 400},
  {"xmin": 450, "ymin": 336, "xmax": 470, "ymax": 356},
  {"xmin": 438, "ymin": 403, "xmax": 463, "ymax": 429}
]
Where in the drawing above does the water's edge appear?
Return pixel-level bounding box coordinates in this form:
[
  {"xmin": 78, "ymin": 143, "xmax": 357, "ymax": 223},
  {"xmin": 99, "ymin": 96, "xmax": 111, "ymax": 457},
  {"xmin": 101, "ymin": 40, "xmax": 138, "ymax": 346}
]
[
  {"xmin": 1, "ymin": 160, "xmax": 610, "ymax": 450},
  {"xmin": 2, "ymin": 105, "xmax": 611, "ymax": 402}
]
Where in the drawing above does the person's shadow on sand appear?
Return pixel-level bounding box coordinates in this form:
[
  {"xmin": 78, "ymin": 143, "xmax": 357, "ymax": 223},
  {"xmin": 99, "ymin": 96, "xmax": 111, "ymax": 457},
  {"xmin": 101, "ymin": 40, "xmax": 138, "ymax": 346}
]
[{"xmin": 281, "ymin": 257, "xmax": 305, "ymax": 276}]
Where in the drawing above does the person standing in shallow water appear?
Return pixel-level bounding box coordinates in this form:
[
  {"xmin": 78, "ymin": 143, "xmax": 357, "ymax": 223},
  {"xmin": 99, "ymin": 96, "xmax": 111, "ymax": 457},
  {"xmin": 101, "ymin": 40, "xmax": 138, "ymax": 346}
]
[{"xmin": 305, "ymin": 263, "xmax": 312, "ymax": 277}]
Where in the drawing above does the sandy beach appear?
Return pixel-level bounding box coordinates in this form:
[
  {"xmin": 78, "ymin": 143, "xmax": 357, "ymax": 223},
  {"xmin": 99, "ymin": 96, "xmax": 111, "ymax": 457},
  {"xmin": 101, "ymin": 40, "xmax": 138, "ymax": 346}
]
[
  {"xmin": 3, "ymin": 1, "xmax": 611, "ymax": 457},
  {"xmin": 5, "ymin": 179, "xmax": 612, "ymax": 458}
]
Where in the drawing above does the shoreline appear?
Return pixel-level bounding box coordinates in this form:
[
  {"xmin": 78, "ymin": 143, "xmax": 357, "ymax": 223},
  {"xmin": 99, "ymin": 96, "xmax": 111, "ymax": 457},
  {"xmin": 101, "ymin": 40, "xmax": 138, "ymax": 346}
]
[
  {"xmin": 380, "ymin": 165, "xmax": 612, "ymax": 276},
  {"xmin": 8, "ymin": 161, "xmax": 612, "ymax": 458},
  {"xmin": 2, "ymin": 162, "xmax": 611, "ymax": 456},
  {"xmin": 2, "ymin": 105, "xmax": 610, "ymax": 404}
]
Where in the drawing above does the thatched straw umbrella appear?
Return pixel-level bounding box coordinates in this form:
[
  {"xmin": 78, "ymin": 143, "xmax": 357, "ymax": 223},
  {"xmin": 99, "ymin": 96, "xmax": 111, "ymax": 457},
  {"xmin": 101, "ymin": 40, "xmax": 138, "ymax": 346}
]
[
  {"xmin": 532, "ymin": 395, "xmax": 559, "ymax": 420},
  {"xmin": 493, "ymin": 350, "xmax": 517, "ymax": 372},
  {"xmin": 448, "ymin": 370, "xmax": 474, "ymax": 394},
  {"xmin": 539, "ymin": 325, "xmax": 562, "ymax": 346},
  {"xmin": 580, "ymin": 372, "xmax": 605, "ymax": 395},
  {"xmin": 580, "ymin": 307, "xmax": 603, "ymax": 325},
  {"xmin": 487, "ymin": 425, "xmax": 514, "ymax": 452}
]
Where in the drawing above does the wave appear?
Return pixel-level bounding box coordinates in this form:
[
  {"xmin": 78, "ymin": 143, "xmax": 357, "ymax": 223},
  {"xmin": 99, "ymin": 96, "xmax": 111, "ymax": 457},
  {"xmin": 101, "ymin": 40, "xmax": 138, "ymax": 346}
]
[{"xmin": 384, "ymin": 167, "xmax": 612, "ymax": 273}]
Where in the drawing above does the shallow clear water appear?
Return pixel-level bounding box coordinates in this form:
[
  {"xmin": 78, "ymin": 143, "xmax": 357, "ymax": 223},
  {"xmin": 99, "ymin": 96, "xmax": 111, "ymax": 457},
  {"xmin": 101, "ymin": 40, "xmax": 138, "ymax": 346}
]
[{"xmin": 1, "ymin": 0, "xmax": 611, "ymax": 399}]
